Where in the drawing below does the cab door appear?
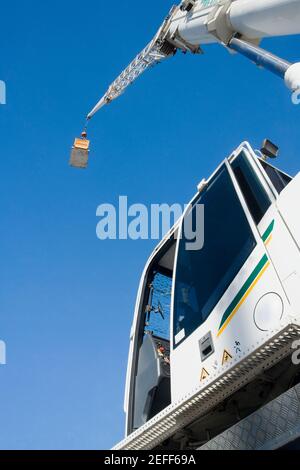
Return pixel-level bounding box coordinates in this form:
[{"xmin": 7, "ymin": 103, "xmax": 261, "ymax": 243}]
[{"xmin": 170, "ymin": 144, "xmax": 293, "ymax": 403}]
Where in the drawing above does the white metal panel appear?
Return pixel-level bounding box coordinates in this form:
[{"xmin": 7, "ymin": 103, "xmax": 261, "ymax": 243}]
[
  {"xmin": 277, "ymin": 172, "xmax": 300, "ymax": 249},
  {"xmin": 170, "ymin": 242, "xmax": 291, "ymax": 402},
  {"xmin": 170, "ymin": 0, "xmax": 300, "ymax": 46},
  {"xmin": 169, "ymin": 4, "xmax": 218, "ymax": 45},
  {"xmin": 276, "ymin": 173, "xmax": 300, "ymax": 314},
  {"xmin": 258, "ymin": 207, "xmax": 299, "ymax": 286},
  {"xmin": 229, "ymin": 0, "xmax": 300, "ymax": 39}
]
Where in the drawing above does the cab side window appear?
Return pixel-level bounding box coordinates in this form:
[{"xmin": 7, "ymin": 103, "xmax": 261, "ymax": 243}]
[
  {"xmin": 260, "ymin": 160, "xmax": 292, "ymax": 194},
  {"xmin": 173, "ymin": 165, "xmax": 256, "ymax": 347},
  {"xmin": 231, "ymin": 152, "xmax": 271, "ymax": 225}
]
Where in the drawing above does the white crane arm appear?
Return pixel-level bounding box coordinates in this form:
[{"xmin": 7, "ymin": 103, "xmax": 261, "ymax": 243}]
[{"xmin": 86, "ymin": 0, "xmax": 300, "ymax": 120}]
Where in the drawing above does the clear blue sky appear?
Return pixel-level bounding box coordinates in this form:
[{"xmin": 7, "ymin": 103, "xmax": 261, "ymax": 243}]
[{"xmin": 0, "ymin": 0, "xmax": 299, "ymax": 450}]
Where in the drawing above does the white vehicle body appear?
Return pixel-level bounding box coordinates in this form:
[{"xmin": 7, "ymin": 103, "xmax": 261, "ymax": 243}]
[{"xmin": 116, "ymin": 141, "xmax": 300, "ymax": 450}]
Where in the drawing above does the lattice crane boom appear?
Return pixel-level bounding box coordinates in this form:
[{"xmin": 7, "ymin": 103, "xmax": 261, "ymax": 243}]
[
  {"xmin": 70, "ymin": 0, "xmax": 300, "ymax": 168},
  {"xmin": 87, "ymin": 7, "xmax": 180, "ymax": 120}
]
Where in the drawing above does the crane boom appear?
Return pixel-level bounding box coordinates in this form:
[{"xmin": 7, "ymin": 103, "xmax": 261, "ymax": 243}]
[
  {"xmin": 87, "ymin": 8, "xmax": 179, "ymax": 120},
  {"xmin": 70, "ymin": 0, "xmax": 300, "ymax": 168},
  {"xmin": 86, "ymin": 0, "xmax": 300, "ymax": 122}
]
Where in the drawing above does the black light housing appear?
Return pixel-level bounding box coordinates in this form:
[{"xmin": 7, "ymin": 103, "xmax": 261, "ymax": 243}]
[{"xmin": 261, "ymin": 139, "xmax": 279, "ymax": 159}]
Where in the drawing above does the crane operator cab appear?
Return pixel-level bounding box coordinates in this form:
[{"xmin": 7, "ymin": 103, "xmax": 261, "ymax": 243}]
[{"xmin": 122, "ymin": 141, "xmax": 300, "ymax": 450}]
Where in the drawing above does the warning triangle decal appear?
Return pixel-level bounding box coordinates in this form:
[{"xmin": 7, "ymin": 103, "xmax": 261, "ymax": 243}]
[
  {"xmin": 222, "ymin": 349, "xmax": 233, "ymax": 366},
  {"xmin": 200, "ymin": 368, "xmax": 209, "ymax": 381}
]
